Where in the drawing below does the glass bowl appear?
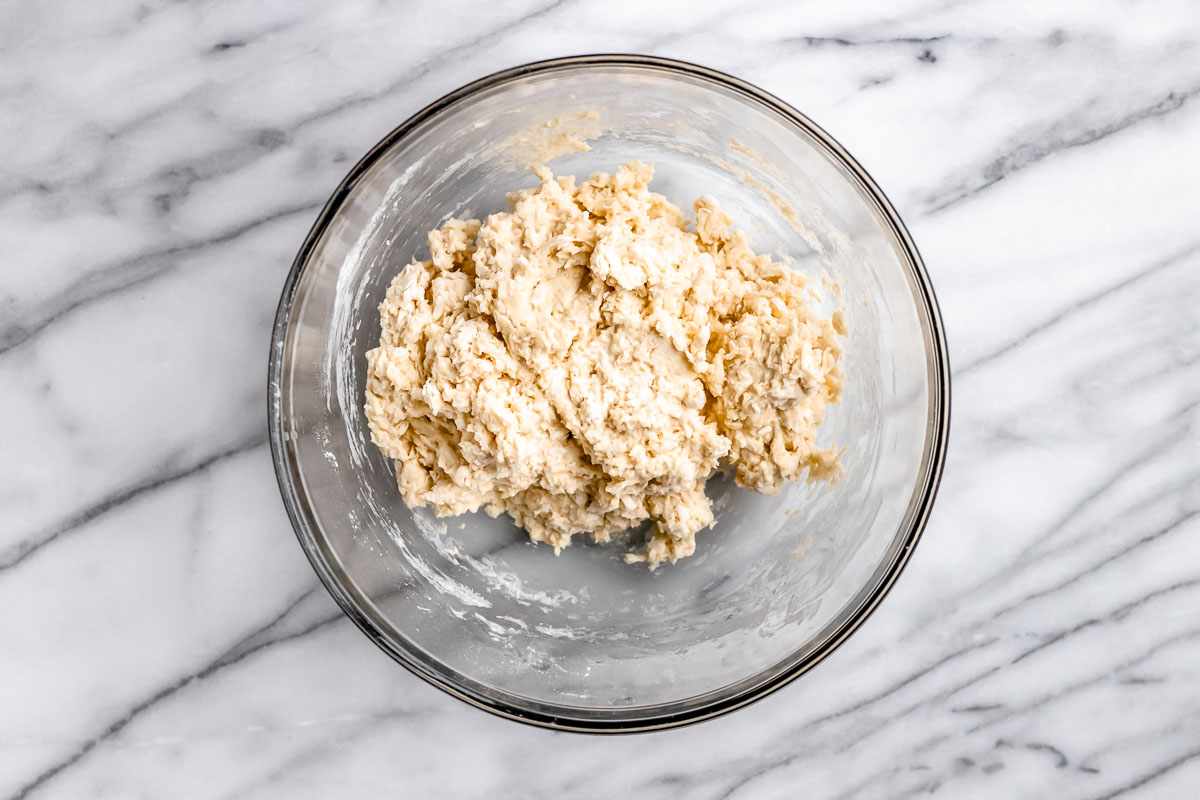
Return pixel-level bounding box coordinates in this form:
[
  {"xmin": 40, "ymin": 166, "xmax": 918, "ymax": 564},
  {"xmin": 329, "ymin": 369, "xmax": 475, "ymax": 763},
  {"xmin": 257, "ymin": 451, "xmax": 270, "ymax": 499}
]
[{"xmin": 268, "ymin": 55, "xmax": 949, "ymax": 732}]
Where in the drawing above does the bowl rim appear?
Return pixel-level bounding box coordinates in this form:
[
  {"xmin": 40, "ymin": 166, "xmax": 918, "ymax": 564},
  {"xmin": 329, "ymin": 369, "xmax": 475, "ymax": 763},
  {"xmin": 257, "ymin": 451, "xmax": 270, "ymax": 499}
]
[{"xmin": 267, "ymin": 53, "xmax": 951, "ymax": 734}]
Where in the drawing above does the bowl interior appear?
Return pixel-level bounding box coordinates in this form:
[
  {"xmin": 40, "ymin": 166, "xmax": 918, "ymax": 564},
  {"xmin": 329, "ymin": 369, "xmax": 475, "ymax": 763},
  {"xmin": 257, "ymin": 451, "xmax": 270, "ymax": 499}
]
[{"xmin": 273, "ymin": 58, "xmax": 945, "ymax": 728}]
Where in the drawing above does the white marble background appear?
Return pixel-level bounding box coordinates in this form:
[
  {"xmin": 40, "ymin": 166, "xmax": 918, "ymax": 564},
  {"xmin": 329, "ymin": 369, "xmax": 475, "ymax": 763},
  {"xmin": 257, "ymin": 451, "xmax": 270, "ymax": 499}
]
[{"xmin": 3, "ymin": 0, "xmax": 1199, "ymax": 797}]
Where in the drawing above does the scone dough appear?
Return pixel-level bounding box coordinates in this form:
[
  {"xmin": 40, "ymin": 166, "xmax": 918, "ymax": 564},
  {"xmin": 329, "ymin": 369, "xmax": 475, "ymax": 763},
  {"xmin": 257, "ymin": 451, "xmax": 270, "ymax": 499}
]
[{"xmin": 365, "ymin": 163, "xmax": 843, "ymax": 566}]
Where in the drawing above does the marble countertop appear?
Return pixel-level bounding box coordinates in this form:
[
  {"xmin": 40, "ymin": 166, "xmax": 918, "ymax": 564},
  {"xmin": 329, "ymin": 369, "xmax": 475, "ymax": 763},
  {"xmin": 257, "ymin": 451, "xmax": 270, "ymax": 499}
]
[{"xmin": 4, "ymin": 1, "xmax": 1199, "ymax": 797}]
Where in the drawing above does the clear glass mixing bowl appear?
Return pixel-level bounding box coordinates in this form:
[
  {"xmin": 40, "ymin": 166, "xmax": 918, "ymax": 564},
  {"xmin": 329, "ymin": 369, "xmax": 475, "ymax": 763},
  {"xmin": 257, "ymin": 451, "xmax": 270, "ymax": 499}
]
[{"xmin": 268, "ymin": 55, "xmax": 949, "ymax": 731}]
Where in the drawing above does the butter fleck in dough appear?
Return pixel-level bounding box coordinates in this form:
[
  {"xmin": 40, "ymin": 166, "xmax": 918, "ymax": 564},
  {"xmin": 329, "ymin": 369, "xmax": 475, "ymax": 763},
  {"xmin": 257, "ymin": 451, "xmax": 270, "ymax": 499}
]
[{"xmin": 365, "ymin": 163, "xmax": 843, "ymax": 566}]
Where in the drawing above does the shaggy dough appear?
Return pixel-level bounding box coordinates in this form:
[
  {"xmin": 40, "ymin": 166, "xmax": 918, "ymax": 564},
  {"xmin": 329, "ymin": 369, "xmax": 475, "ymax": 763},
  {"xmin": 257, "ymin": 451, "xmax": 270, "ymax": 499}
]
[{"xmin": 365, "ymin": 163, "xmax": 843, "ymax": 566}]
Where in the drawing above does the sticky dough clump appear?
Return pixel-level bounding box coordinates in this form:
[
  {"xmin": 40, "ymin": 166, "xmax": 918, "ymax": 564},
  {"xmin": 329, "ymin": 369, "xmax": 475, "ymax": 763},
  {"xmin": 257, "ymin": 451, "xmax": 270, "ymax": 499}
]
[{"xmin": 365, "ymin": 162, "xmax": 843, "ymax": 566}]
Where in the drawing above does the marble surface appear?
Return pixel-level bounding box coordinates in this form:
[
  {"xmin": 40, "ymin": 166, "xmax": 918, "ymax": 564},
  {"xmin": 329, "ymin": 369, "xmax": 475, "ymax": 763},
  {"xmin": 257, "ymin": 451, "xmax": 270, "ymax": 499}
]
[{"xmin": 3, "ymin": 0, "xmax": 1199, "ymax": 797}]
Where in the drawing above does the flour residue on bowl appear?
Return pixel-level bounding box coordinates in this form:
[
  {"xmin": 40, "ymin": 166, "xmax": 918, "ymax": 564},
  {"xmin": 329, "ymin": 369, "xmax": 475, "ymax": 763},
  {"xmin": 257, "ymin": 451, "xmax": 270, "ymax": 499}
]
[
  {"xmin": 412, "ymin": 512, "xmax": 582, "ymax": 612},
  {"xmin": 508, "ymin": 109, "xmax": 601, "ymax": 168}
]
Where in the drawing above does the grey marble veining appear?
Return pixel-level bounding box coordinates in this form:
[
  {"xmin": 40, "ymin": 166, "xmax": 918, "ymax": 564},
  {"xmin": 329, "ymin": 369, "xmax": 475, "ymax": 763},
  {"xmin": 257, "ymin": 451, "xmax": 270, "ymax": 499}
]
[{"xmin": 2, "ymin": 0, "xmax": 1199, "ymax": 797}]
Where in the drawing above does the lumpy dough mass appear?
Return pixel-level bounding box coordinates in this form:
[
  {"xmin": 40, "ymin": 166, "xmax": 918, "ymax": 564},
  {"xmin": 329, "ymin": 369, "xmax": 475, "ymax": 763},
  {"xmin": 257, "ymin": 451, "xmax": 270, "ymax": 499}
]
[{"xmin": 365, "ymin": 163, "xmax": 844, "ymax": 566}]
